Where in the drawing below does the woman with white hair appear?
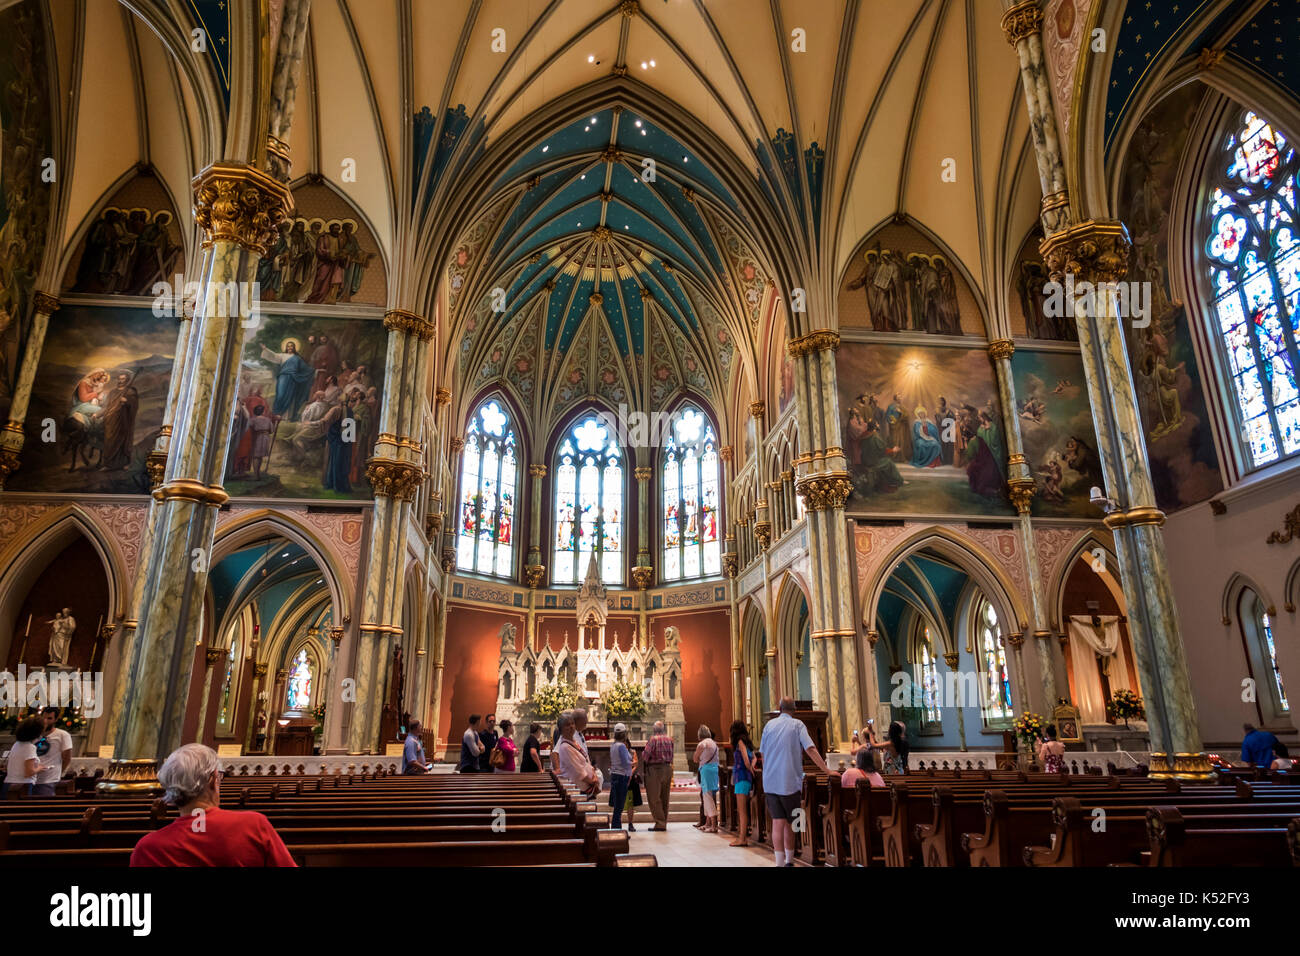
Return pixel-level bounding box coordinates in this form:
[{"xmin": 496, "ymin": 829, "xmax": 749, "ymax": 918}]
[{"xmin": 130, "ymin": 743, "xmax": 296, "ymax": 867}]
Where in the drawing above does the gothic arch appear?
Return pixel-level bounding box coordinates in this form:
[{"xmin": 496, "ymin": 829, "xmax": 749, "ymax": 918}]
[
  {"xmin": 1222, "ymin": 572, "xmax": 1277, "ymax": 628},
  {"xmin": 0, "ymin": 505, "xmax": 132, "ymax": 661},
  {"xmin": 860, "ymin": 527, "xmax": 1030, "ymax": 640},
  {"xmin": 211, "ymin": 510, "xmax": 352, "ymax": 625},
  {"xmin": 1048, "ymin": 532, "xmax": 1124, "ymax": 632},
  {"xmin": 1285, "ymin": 558, "xmax": 1300, "ymax": 615},
  {"xmin": 772, "ymin": 572, "xmax": 812, "ymax": 699}
]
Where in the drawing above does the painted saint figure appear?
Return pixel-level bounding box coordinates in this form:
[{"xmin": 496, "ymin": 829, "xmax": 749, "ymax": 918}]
[{"xmin": 260, "ymin": 339, "xmax": 315, "ymax": 421}]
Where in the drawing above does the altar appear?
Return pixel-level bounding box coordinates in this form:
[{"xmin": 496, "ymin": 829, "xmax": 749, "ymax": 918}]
[{"xmin": 493, "ymin": 557, "xmax": 688, "ymax": 769}]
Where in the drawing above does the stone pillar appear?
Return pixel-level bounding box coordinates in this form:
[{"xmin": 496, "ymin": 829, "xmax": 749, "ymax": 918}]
[
  {"xmin": 988, "ymin": 337, "xmax": 1058, "ymax": 711},
  {"xmin": 320, "ymin": 625, "xmax": 344, "ymax": 753},
  {"xmin": 526, "ymin": 463, "xmax": 546, "ymax": 587},
  {"xmin": 100, "ymin": 164, "xmax": 292, "ymax": 794},
  {"xmin": 789, "ymin": 329, "xmax": 861, "ymax": 749},
  {"xmin": 443, "ymin": 437, "xmax": 465, "ymax": 574},
  {"xmin": 347, "ymin": 308, "xmax": 431, "ymax": 754},
  {"xmin": 1000, "ymin": 1, "xmax": 1071, "ymax": 236},
  {"xmin": 749, "ymin": 403, "xmax": 772, "ymax": 551},
  {"xmin": 1039, "ymin": 221, "xmax": 1205, "ymax": 772},
  {"xmin": 631, "ymin": 465, "xmax": 653, "ymax": 589},
  {"xmin": 0, "ymin": 290, "xmax": 60, "ymax": 487},
  {"xmin": 265, "ymin": 0, "xmax": 313, "ymax": 182},
  {"xmin": 194, "ymin": 646, "xmax": 225, "ymax": 746}
]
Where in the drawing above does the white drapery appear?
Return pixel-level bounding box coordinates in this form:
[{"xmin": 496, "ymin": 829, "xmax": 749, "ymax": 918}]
[{"xmin": 1067, "ymin": 615, "xmax": 1134, "ymax": 723}]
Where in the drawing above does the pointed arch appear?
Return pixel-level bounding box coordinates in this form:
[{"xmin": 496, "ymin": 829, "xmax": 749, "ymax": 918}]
[
  {"xmin": 211, "ymin": 510, "xmax": 352, "ymax": 625},
  {"xmin": 860, "ymin": 526, "xmax": 1030, "ymax": 640},
  {"xmin": 1047, "ymin": 532, "xmax": 1124, "ymax": 632}
]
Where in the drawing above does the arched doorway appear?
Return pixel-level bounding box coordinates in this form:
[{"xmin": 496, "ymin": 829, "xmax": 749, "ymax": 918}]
[
  {"xmin": 739, "ymin": 602, "xmax": 769, "ymax": 742},
  {"xmin": 1058, "ymin": 548, "xmax": 1141, "ymax": 727}
]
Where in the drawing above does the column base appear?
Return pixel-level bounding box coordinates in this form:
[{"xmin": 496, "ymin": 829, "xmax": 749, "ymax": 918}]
[
  {"xmin": 1147, "ymin": 751, "xmax": 1218, "ymax": 782},
  {"xmin": 95, "ymin": 758, "xmax": 164, "ymax": 796}
]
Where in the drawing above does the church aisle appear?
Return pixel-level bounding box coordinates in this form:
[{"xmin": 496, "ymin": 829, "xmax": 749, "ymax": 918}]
[{"xmin": 625, "ymin": 824, "xmax": 788, "ymax": 867}]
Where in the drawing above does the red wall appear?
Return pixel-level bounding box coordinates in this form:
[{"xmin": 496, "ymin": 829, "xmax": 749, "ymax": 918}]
[
  {"xmin": 649, "ymin": 608, "xmax": 732, "ymax": 742},
  {"xmin": 441, "ymin": 604, "xmax": 733, "ymax": 750},
  {"xmin": 439, "ymin": 606, "xmax": 525, "ymax": 754}
]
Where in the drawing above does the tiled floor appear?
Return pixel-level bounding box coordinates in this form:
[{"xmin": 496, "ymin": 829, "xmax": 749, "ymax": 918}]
[{"xmin": 623, "ymin": 822, "xmax": 790, "ymax": 867}]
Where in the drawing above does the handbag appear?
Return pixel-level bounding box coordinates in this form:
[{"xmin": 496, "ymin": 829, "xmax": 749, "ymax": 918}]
[{"xmin": 489, "ymin": 745, "xmax": 506, "ymax": 769}]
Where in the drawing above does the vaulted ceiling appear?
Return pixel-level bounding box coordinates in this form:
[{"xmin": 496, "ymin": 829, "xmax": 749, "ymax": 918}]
[{"xmin": 33, "ymin": 0, "xmax": 1295, "ymax": 444}]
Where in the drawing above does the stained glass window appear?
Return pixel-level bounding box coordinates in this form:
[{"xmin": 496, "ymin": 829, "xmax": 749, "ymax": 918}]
[
  {"xmin": 1255, "ymin": 603, "xmax": 1290, "ymax": 713},
  {"xmin": 286, "ymin": 648, "xmax": 313, "ymax": 711},
  {"xmin": 976, "ymin": 599, "xmax": 1014, "ymax": 726},
  {"xmin": 661, "ymin": 406, "xmax": 722, "ymax": 581},
  {"xmin": 553, "ymin": 414, "xmax": 623, "ymax": 584},
  {"xmin": 457, "ymin": 399, "xmax": 518, "ymax": 577},
  {"xmin": 1205, "ymin": 110, "xmax": 1300, "ymax": 468},
  {"xmin": 917, "ymin": 628, "xmax": 941, "ymax": 727}
]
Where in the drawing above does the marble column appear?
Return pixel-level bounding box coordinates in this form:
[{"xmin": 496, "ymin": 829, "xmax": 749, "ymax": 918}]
[
  {"xmin": 320, "ymin": 625, "xmax": 344, "ymax": 753},
  {"xmin": 1000, "ymin": 0, "xmax": 1071, "ymax": 235},
  {"xmin": 988, "ymin": 337, "xmax": 1058, "ymax": 711},
  {"xmin": 789, "ymin": 329, "xmax": 861, "ymax": 748},
  {"xmin": 100, "ymin": 164, "xmax": 292, "ymax": 794},
  {"xmin": 195, "ymin": 646, "xmax": 226, "ymax": 745},
  {"xmin": 347, "ymin": 308, "xmax": 431, "ymax": 754},
  {"xmin": 442, "ymin": 437, "xmax": 465, "ymax": 574},
  {"xmin": 525, "ymin": 463, "xmax": 546, "ymax": 588},
  {"xmin": 0, "ymin": 290, "xmax": 60, "ymax": 487},
  {"xmin": 631, "ymin": 466, "xmax": 653, "ymax": 589},
  {"xmin": 265, "ymin": 0, "xmax": 313, "ymax": 183},
  {"xmin": 1038, "ymin": 221, "xmax": 1204, "ymax": 771}
]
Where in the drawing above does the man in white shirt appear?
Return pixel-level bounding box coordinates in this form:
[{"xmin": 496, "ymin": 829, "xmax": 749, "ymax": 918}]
[
  {"xmin": 760, "ymin": 697, "xmax": 830, "ymax": 867},
  {"xmin": 35, "ymin": 706, "xmax": 74, "ymax": 796},
  {"xmin": 554, "ymin": 713, "xmax": 600, "ymax": 797}
]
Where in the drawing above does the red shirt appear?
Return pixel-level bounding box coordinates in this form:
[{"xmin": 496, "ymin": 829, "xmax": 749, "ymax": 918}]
[{"xmin": 130, "ymin": 807, "xmax": 297, "ymax": 867}]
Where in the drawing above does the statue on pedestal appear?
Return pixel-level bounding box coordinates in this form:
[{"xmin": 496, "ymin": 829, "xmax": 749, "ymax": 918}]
[{"xmin": 47, "ymin": 609, "xmax": 75, "ymax": 666}]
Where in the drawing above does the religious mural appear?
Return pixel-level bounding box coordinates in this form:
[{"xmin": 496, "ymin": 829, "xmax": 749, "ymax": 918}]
[
  {"xmin": 838, "ymin": 223, "xmax": 983, "ymax": 336},
  {"xmin": 836, "ymin": 342, "xmax": 1013, "ymax": 516},
  {"xmin": 7, "ymin": 305, "xmax": 175, "ymax": 494},
  {"xmin": 1011, "ymin": 227, "xmax": 1078, "ymax": 341},
  {"xmin": 229, "ymin": 314, "xmax": 386, "ymax": 500},
  {"xmin": 254, "ymin": 182, "xmax": 385, "ymax": 307},
  {"xmin": 1011, "ymin": 349, "xmax": 1105, "ymax": 518},
  {"xmin": 1116, "ymin": 82, "xmax": 1224, "ymax": 510},
  {"xmin": 0, "ymin": 0, "xmax": 53, "ymax": 411},
  {"xmin": 62, "ymin": 174, "xmax": 184, "ymax": 296}
]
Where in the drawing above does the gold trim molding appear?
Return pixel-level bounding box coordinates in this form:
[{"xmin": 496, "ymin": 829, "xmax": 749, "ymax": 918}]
[
  {"xmin": 1102, "ymin": 506, "xmax": 1166, "ymax": 531},
  {"xmin": 631, "ymin": 566, "xmax": 654, "ymax": 590},
  {"xmin": 152, "ymin": 478, "xmax": 229, "ymax": 507},
  {"xmin": 795, "ymin": 473, "xmax": 852, "ymax": 511},
  {"xmin": 988, "ymin": 339, "xmax": 1015, "ymax": 361},
  {"xmin": 192, "ymin": 162, "xmax": 294, "ymax": 255},
  {"xmin": 1266, "ymin": 503, "xmax": 1300, "ymax": 544},
  {"xmin": 365, "ymin": 458, "xmax": 426, "ymax": 501},
  {"xmin": 1039, "ymin": 219, "xmax": 1131, "ymax": 286},
  {"xmin": 1000, "ymin": 0, "xmax": 1043, "ymax": 46},
  {"xmin": 787, "ymin": 329, "xmax": 840, "ymax": 357},
  {"xmin": 33, "ymin": 290, "xmax": 59, "ymax": 314},
  {"xmin": 384, "ymin": 308, "xmax": 435, "ymax": 342}
]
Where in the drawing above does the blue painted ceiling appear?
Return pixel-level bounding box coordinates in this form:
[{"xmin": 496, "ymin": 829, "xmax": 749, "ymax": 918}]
[
  {"xmin": 1106, "ymin": 1, "xmax": 1300, "ymax": 156},
  {"xmin": 482, "ymin": 109, "xmax": 735, "ymax": 358},
  {"xmin": 209, "ymin": 539, "xmax": 327, "ymax": 628}
]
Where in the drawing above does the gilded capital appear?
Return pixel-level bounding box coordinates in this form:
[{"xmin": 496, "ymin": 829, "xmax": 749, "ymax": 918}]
[
  {"xmin": 719, "ymin": 445, "xmax": 734, "ymax": 462},
  {"xmin": 631, "ymin": 565, "xmax": 654, "ymax": 590},
  {"xmin": 753, "ymin": 521, "xmax": 772, "ymax": 550},
  {"xmin": 787, "ymin": 329, "xmax": 840, "ymax": 357},
  {"xmin": 795, "ymin": 473, "xmax": 853, "ymax": 512},
  {"xmin": 383, "ymin": 308, "xmax": 435, "ymax": 342},
  {"xmin": 1007, "ymin": 477, "xmax": 1036, "ymax": 515},
  {"xmin": 145, "ymin": 451, "xmax": 168, "ymax": 490},
  {"xmin": 1039, "ymin": 219, "xmax": 1132, "ymax": 286},
  {"xmin": 722, "ymin": 552, "xmax": 738, "ymax": 578},
  {"xmin": 424, "ymin": 512, "xmax": 443, "ymax": 539},
  {"xmin": 634, "ymin": 466, "xmax": 653, "ymax": 481},
  {"xmin": 365, "ymin": 458, "xmax": 426, "ymax": 501},
  {"xmin": 1000, "ymin": 0, "xmax": 1043, "ymax": 45},
  {"xmin": 749, "ymin": 401, "xmax": 765, "ymax": 419},
  {"xmin": 329, "ymin": 626, "xmax": 345, "ymax": 646},
  {"xmin": 450, "ymin": 436, "xmax": 465, "ymax": 454},
  {"xmin": 435, "ymin": 386, "xmax": 451, "ymax": 406},
  {"xmin": 942, "ymin": 652, "xmax": 960, "ymax": 670},
  {"xmin": 524, "ymin": 565, "xmax": 546, "ymax": 589},
  {"xmin": 529, "ymin": 463, "xmax": 547, "ymax": 478},
  {"xmin": 987, "ymin": 338, "xmax": 1015, "ymax": 361},
  {"xmin": 192, "ymin": 162, "xmax": 294, "ymax": 255},
  {"xmin": 33, "ymin": 290, "xmax": 59, "ymax": 314},
  {"xmin": 205, "ymin": 647, "xmax": 226, "ymax": 666},
  {"xmin": 0, "ymin": 448, "xmax": 21, "ymax": 489},
  {"xmin": 253, "ymin": 662, "xmax": 269, "ymax": 677}
]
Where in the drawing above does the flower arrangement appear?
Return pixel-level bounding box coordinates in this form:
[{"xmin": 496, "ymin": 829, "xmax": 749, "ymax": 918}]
[
  {"xmin": 311, "ymin": 702, "xmax": 327, "ymax": 735},
  {"xmin": 601, "ymin": 680, "xmax": 647, "ymax": 721},
  {"xmin": 1013, "ymin": 712, "xmax": 1046, "ymax": 749},
  {"xmin": 1106, "ymin": 689, "xmax": 1145, "ymax": 726},
  {"xmin": 0, "ymin": 707, "xmax": 85, "ymax": 734},
  {"xmin": 528, "ymin": 681, "xmax": 580, "ymax": 720}
]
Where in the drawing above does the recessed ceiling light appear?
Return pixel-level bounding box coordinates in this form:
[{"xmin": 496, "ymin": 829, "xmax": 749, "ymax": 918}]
[
  {"xmin": 641, "ymin": 129, "xmax": 647, "ymax": 136},
  {"xmin": 649, "ymin": 59, "xmax": 656, "ymax": 68},
  {"xmin": 591, "ymin": 117, "xmax": 598, "ymax": 123},
  {"xmin": 587, "ymin": 54, "xmax": 595, "ymax": 63},
  {"xmin": 640, "ymin": 61, "xmax": 648, "ymax": 69},
  {"xmin": 635, "ymin": 120, "xmax": 643, "ymax": 128},
  {"xmin": 542, "ymin": 145, "xmax": 549, "ymax": 152},
  {"xmin": 682, "ymin": 156, "xmax": 688, "ymax": 162}
]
